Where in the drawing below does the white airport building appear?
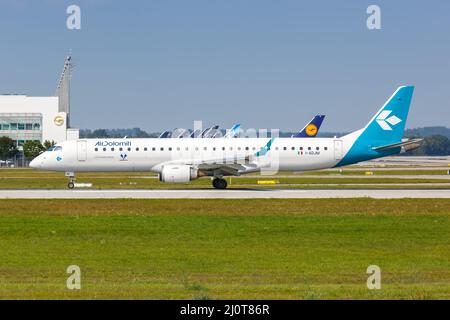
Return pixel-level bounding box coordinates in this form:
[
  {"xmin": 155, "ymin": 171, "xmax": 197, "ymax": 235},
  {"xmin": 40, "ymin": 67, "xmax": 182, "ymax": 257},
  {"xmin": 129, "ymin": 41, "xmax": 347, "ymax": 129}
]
[{"xmin": 0, "ymin": 57, "xmax": 79, "ymax": 148}]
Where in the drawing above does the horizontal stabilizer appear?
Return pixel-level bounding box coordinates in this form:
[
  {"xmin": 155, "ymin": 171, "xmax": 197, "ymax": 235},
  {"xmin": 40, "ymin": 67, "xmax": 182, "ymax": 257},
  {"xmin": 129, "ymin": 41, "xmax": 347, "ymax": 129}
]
[{"xmin": 372, "ymin": 138, "xmax": 423, "ymax": 152}]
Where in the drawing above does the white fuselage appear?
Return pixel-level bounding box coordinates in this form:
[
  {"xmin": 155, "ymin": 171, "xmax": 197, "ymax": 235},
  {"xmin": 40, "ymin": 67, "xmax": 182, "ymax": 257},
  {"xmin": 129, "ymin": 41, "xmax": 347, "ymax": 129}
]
[{"xmin": 30, "ymin": 137, "xmax": 350, "ymax": 174}]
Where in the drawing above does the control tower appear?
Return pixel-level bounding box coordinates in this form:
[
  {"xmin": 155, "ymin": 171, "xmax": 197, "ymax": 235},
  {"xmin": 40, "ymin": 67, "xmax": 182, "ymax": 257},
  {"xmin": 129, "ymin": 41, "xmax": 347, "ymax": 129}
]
[
  {"xmin": 0, "ymin": 55, "xmax": 79, "ymax": 148},
  {"xmin": 55, "ymin": 56, "xmax": 73, "ymax": 127}
]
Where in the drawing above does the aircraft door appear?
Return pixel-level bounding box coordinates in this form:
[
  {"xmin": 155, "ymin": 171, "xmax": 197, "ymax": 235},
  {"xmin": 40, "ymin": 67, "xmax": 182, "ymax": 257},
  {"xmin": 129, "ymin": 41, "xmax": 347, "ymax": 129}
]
[
  {"xmin": 334, "ymin": 140, "xmax": 343, "ymax": 160},
  {"xmin": 77, "ymin": 140, "xmax": 87, "ymax": 161}
]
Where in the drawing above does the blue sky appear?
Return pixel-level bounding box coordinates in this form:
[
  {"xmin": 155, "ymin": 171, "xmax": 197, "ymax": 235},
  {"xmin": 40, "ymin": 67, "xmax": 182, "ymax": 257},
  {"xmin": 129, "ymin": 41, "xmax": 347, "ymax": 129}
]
[{"xmin": 0, "ymin": 0, "xmax": 449, "ymax": 132}]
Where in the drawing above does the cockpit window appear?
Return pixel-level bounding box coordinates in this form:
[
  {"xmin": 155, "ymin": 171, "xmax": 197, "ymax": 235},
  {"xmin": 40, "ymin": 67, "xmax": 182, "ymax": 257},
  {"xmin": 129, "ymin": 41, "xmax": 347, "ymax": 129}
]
[{"xmin": 47, "ymin": 146, "xmax": 62, "ymax": 152}]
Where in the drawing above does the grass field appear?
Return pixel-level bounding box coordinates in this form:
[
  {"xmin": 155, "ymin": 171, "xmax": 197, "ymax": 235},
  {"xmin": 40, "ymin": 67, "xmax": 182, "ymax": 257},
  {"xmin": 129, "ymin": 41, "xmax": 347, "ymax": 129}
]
[
  {"xmin": 0, "ymin": 168, "xmax": 449, "ymax": 189},
  {"xmin": 0, "ymin": 199, "xmax": 449, "ymax": 299}
]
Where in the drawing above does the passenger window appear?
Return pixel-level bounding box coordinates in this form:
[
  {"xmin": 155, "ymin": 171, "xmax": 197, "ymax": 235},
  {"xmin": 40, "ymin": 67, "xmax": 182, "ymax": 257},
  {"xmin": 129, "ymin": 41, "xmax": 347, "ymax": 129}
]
[
  {"xmin": 283, "ymin": 147, "xmax": 287, "ymax": 151},
  {"xmin": 316, "ymin": 147, "xmax": 320, "ymax": 151},
  {"xmin": 204, "ymin": 147, "xmax": 207, "ymax": 151},
  {"xmin": 222, "ymin": 147, "xmax": 225, "ymax": 151},
  {"xmin": 160, "ymin": 147, "xmax": 164, "ymax": 151},
  {"xmin": 119, "ymin": 147, "xmax": 123, "ymax": 151},
  {"xmin": 308, "ymin": 147, "xmax": 311, "ymax": 150},
  {"xmin": 213, "ymin": 147, "xmax": 216, "ymax": 151},
  {"xmin": 291, "ymin": 147, "xmax": 295, "ymax": 151},
  {"xmin": 111, "ymin": 148, "xmax": 115, "ymax": 151},
  {"xmin": 152, "ymin": 147, "xmax": 156, "ymax": 151},
  {"xmin": 128, "ymin": 147, "xmax": 131, "ymax": 151},
  {"xmin": 300, "ymin": 147, "xmax": 303, "ymax": 151},
  {"xmin": 103, "ymin": 148, "xmax": 107, "ymax": 151},
  {"xmin": 95, "ymin": 148, "xmax": 98, "ymax": 152},
  {"xmin": 169, "ymin": 147, "xmax": 172, "ymax": 151},
  {"xmin": 324, "ymin": 147, "xmax": 328, "ymax": 151},
  {"xmin": 245, "ymin": 147, "xmax": 249, "ymax": 151}
]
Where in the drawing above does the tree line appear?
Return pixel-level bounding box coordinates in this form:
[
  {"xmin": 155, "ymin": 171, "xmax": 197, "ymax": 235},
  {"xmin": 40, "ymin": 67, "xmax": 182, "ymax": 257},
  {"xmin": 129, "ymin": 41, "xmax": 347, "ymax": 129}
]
[
  {"xmin": 404, "ymin": 135, "xmax": 450, "ymax": 156},
  {"xmin": 0, "ymin": 137, "xmax": 55, "ymax": 161}
]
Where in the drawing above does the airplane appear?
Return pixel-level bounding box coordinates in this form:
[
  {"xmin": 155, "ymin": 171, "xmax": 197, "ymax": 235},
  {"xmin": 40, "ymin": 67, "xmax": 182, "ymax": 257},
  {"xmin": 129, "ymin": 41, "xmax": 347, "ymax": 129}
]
[
  {"xmin": 172, "ymin": 128, "xmax": 190, "ymax": 139},
  {"xmin": 189, "ymin": 129, "xmax": 202, "ymax": 138},
  {"xmin": 200, "ymin": 127, "xmax": 211, "ymax": 138},
  {"xmin": 211, "ymin": 130, "xmax": 223, "ymax": 138},
  {"xmin": 223, "ymin": 124, "xmax": 241, "ymax": 138},
  {"xmin": 292, "ymin": 115, "xmax": 325, "ymax": 138},
  {"xmin": 30, "ymin": 86, "xmax": 422, "ymax": 190},
  {"xmin": 158, "ymin": 130, "xmax": 171, "ymax": 138},
  {"xmin": 202, "ymin": 125, "xmax": 220, "ymax": 138}
]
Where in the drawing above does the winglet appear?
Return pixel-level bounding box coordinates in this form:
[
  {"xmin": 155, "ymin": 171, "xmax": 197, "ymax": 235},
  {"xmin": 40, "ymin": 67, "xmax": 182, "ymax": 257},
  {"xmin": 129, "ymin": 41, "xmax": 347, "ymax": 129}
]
[{"xmin": 255, "ymin": 138, "xmax": 274, "ymax": 157}]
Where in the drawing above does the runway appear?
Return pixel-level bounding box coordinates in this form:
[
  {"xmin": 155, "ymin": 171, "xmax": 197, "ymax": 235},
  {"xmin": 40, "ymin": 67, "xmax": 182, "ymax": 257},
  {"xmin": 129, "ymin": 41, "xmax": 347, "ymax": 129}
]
[{"xmin": 0, "ymin": 189, "xmax": 449, "ymax": 199}]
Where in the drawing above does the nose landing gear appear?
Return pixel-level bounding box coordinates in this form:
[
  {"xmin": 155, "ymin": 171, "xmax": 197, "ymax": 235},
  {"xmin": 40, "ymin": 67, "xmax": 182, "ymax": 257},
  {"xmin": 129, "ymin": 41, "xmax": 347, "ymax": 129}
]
[
  {"xmin": 65, "ymin": 172, "xmax": 75, "ymax": 189},
  {"xmin": 212, "ymin": 177, "xmax": 228, "ymax": 189}
]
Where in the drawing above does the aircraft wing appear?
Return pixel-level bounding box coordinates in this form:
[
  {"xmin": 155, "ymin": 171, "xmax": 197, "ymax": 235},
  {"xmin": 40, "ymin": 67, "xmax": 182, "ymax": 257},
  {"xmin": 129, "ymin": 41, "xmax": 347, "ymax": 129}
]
[
  {"xmin": 155, "ymin": 155, "xmax": 256, "ymax": 176},
  {"xmin": 153, "ymin": 138, "xmax": 274, "ymax": 176},
  {"xmin": 197, "ymin": 162, "xmax": 249, "ymax": 176}
]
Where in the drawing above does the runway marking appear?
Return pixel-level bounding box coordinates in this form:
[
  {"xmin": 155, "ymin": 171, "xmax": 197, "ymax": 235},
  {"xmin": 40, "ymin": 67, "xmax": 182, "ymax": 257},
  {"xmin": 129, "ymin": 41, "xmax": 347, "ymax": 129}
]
[{"xmin": 0, "ymin": 189, "xmax": 449, "ymax": 199}]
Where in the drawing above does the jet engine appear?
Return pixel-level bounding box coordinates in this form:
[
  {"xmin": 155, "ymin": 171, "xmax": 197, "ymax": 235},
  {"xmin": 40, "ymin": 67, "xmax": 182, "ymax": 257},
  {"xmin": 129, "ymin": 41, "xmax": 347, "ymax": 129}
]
[{"xmin": 159, "ymin": 165, "xmax": 199, "ymax": 183}]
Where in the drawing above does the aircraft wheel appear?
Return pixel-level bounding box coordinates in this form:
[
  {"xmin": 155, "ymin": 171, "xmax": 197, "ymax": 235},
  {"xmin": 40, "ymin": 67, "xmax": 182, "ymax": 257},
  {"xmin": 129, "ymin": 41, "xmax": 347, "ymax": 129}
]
[
  {"xmin": 68, "ymin": 182, "xmax": 75, "ymax": 189},
  {"xmin": 212, "ymin": 178, "xmax": 227, "ymax": 189}
]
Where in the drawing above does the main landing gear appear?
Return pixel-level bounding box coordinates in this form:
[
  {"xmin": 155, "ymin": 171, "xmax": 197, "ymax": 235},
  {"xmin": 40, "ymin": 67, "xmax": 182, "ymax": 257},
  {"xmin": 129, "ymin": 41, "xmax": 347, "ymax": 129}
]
[
  {"xmin": 65, "ymin": 172, "xmax": 75, "ymax": 189},
  {"xmin": 212, "ymin": 177, "xmax": 228, "ymax": 189}
]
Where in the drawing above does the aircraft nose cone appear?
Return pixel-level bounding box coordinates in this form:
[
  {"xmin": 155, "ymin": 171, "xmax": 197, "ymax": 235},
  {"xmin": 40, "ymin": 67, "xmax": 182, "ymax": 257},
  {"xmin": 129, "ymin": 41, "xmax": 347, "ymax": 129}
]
[{"xmin": 29, "ymin": 157, "xmax": 40, "ymax": 169}]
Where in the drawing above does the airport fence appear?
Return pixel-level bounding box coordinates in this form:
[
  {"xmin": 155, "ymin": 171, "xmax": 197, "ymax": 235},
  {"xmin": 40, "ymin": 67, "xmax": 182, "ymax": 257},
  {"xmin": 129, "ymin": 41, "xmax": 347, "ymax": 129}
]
[{"xmin": 0, "ymin": 153, "xmax": 30, "ymax": 168}]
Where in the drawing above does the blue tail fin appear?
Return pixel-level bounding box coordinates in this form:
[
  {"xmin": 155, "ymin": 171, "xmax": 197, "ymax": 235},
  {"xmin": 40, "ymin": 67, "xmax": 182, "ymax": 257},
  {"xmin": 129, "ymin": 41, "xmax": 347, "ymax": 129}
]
[
  {"xmin": 360, "ymin": 86, "xmax": 414, "ymax": 144},
  {"xmin": 337, "ymin": 86, "xmax": 415, "ymax": 166},
  {"xmin": 294, "ymin": 115, "xmax": 325, "ymax": 138},
  {"xmin": 224, "ymin": 124, "xmax": 241, "ymax": 138}
]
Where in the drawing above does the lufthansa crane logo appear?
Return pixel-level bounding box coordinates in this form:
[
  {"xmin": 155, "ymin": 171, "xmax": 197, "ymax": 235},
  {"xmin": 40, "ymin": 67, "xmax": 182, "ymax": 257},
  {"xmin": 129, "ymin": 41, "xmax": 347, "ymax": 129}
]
[
  {"xmin": 376, "ymin": 110, "xmax": 402, "ymax": 131},
  {"xmin": 54, "ymin": 115, "xmax": 65, "ymax": 126},
  {"xmin": 305, "ymin": 124, "xmax": 318, "ymax": 136}
]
